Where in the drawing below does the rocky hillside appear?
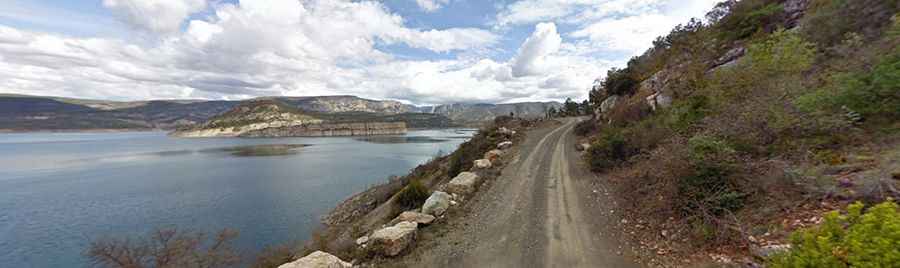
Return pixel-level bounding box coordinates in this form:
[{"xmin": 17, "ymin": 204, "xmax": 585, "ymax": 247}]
[
  {"xmin": 0, "ymin": 94, "xmax": 558, "ymax": 131},
  {"xmin": 263, "ymin": 95, "xmax": 414, "ymax": 114},
  {"xmin": 172, "ymin": 100, "xmax": 325, "ymax": 137},
  {"xmin": 172, "ymin": 100, "xmax": 414, "ymax": 138},
  {"xmin": 426, "ymin": 102, "xmax": 562, "ymax": 124},
  {"xmin": 578, "ymin": 0, "xmax": 899, "ymax": 266}
]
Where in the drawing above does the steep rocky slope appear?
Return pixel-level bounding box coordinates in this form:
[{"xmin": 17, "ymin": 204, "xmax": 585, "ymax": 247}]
[{"xmin": 579, "ymin": 0, "xmax": 899, "ymax": 266}]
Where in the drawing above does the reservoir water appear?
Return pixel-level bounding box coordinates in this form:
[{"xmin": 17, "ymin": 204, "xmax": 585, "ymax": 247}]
[{"xmin": 0, "ymin": 130, "xmax": 471, "ymax": 267}]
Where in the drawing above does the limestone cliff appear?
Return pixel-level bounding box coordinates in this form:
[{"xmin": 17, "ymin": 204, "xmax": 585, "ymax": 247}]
[
  {"xmin": 171, "ymin": 100, "xmax": 406, "ymax": 137},
  {"xmin": 240, "ymin": 122, "xmax": 406, "ymax": 137}
]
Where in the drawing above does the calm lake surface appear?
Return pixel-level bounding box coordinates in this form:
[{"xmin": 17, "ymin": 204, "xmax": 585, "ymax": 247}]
[{"xmin": 0, "ymin": 129, "xmax": 472, "ymax": 267}]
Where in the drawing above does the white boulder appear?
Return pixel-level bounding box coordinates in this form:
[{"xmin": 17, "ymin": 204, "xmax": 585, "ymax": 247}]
[
  {"xmin": 421, "ymin": 191, "xmax": 451, "ymax": 216},
  {"xmin": 473, "ymin": 159, "xmax": 492, "ymax": 169},
  {"xmin": 446, "ymin": 172, "xmax": 481, "ymax": 195},
  {"xmin": 497, "ymin": 141, "xmax": 513, "ymax": 150},
  {"xmin": 278, "ymin": 251, "xmax": 351, "ymax": 268},
  {"xmin": 369, "ymin": 221, "xmax": 418, "ymax": 256}
]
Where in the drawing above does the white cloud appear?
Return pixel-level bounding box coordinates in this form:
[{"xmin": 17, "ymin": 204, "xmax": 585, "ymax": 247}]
[
  {"xmin": 495, "ymin": 0, "xmax": 719, "ymax": 56},
  {"xmin": 0, "ymin": 0, "xmax": 517, "ymax": 104},
  {"xmin": 0, "ymin": 0, "xmax": 719, "ymax": 105},
  {"xmin": 511, "ymin": 22, "xmax": 561, "ymax": 77},
  {"xmin": 415, "ymin": 0, "xmax": 451, "ymax": 12},
  {"xmin": 102, "ymin": 0, "xmax": 208, "ymax": 34}
]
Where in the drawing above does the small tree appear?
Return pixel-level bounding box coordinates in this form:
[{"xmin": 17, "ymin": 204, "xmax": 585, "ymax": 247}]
[{"xmin": 86, "ymin": 228, "xmax": 240, "ymax": 268}]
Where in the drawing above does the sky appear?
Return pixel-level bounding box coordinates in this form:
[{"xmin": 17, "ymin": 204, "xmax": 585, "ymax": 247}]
[{"xmin": 0, "ymin": 0, "xmax": 720, "ymax": 105}]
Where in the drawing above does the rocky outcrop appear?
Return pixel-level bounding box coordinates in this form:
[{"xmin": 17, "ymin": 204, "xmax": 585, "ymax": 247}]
[
  {"xmin": 240, "ymin": 122, "xmax": 407, "ymax": 137},
  {"xmin": 711, "ymin": 47, "xmax": 746, "ymax": 70},
  {"xmin": 446, "ymin": 172, "xmax": 481, "ymax": 195},
  {"xmin": 278, "ymin": 251, "xmax": 351, "ymax": 268},
  {"xmin": 600, "ymin": 95, "xmax": 621, "ymax": 113},
  {"xmin": 784, "ymin": 0, "xmax": 810, "ymax": 28},
  {"xmin": 369, "ymin": 221, "xmax": 418, "ymax": 256},
  {"xmin": 422, "ymin": 191, "xmax": 451, "ymax": 216},
  {"xmin": 390, "ymin": 211, "xmax": 436, "ymax": 225}
]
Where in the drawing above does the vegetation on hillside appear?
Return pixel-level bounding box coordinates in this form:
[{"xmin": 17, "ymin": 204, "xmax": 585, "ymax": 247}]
[
  {"xmin": 770, "ymin": 200, "xmax": 900, "ymax": 267},
  {"xmin": 583, "ymin": 0, "xmax": 900, "ymax": 262}
]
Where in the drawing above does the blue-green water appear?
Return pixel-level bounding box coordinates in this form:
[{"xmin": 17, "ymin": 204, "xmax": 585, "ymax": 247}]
[{"xmin": 0, "ymin": 130, "xmax": 471, "ymax": 267}]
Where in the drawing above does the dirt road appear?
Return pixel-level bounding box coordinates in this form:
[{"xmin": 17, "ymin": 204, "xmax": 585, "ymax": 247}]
[{"xmin": 395, "ymin": 118, "xmax": 638, "ymax": 267}]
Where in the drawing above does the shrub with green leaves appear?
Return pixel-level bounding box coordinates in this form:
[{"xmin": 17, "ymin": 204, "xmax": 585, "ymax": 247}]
[
  {"xmin": 396, "ymin": 178, "xmax": 429, "ymax": 209},
  {"xmin": 717, "ymin": 1, "xmax": 783, "ymax": 41},
  {"xmin": 770, "ymin": 200, "xmax": 900, "ymax": 267},
  {"xmin": 586, "ymin": 129, "xmax": 633, "ymax": 172},
  {"xmin": 797, "ymin": 53, "xmax": 900, "ymax": 120},
  {"xmin": 678, "ymin": 135, "xmax": 745, "ymax": 216}
]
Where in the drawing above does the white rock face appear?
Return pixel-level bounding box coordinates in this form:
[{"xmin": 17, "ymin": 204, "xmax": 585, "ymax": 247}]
[
  {"xmin": 446, "ymin": 172, "xmax": 481, "ymax": 195},
  {"xmin": 392, "ymin": 211, "xmax": 436, "ymax": 225},
  {"xmin": 600, "ymin": 95, "xmax": 620, "ymax": 113},
  {"xmin": 473, "ymin": 159, "xmax": 492, "ymax": 169},
  {"xmin": 422, "ymin": 191, "xmax": 451, "ymax": 216},
  {"xmin": 369, "ymin": 221, "xmax": 418, "ymax": 256},
  {"xmin": 278, "ymin": 251, "xmax": 351, "ymax": 268},
  {"xmin": 497, "ymin": 141, "xmax": 513, "ymax": 150}
]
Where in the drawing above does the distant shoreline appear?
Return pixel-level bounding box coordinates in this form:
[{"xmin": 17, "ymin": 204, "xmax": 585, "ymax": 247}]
[{"xmin": 0, "ymin": 128, "xmax": 163, "ymax": 134}]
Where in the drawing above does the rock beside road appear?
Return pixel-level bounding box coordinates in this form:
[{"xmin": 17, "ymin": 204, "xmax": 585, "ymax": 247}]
[
  {"xmin": 278, "ymin": 251, "xmax": 351, "ymax": 268},
  {"xmin": 391, "ymin": 211, "xmax": 436, "ymax": 225},
  {"xmin": 473, "ymin": 159, "xmax": 492, "ymax": 169},
  {"xmin": 446, "ymin": 172, "xmax": 481, "ymax": 195},
  {"xmin": 422, "ymin": 191, "xmax": 451, "ymax": 216},
  {"xmin": 498, "ymin": 141, "xmax": 514, "ymax": 149},
  {"xmin": 370, "ymin": 221, "xmax": 418, "ymax": 256},
  {"xmin": 484, "ymin": 149, "xmax": 503, "ymax": 163}
]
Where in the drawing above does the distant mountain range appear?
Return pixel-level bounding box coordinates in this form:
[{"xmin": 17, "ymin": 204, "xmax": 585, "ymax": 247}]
[{"xmin": 0, "ymin": 94, "xmax": 560, "ymax": 131}]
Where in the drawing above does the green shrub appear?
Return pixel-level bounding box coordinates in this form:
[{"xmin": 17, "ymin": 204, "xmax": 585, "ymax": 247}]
[
  {"xmin": 396, "ymin": 178, "xmax": 429, "ymax": 209},
  {"xmin": 586, "ymin": 129, "xmax": 633, "ymax": 172},
  {"xmin": 664, "ymin": 95, "xmax": 710, "ymax": 133},
  {"xmin": 602, "ymin": 67, "xmax": 639, "ymax": 96},
  {"xmin": 797, "ymin": 53, "xmax": 900, "ymax": 120},
  {"xmin": 747, "ymin": 29, "xmax": 817, "ymax": 76},
  {"xmin": 574, "ymin": 120, "xmax": 597, "ymax": 136},
  {"xmin": 687, "ymin": 135, "xmax": 735, "ymax": 162},
  {"xmin": 717, "ymin": 1, "xmax": 784, "ymax": 41},
  {"xmin": 770, "ymin": 200, "xmax": 900, "ymax": 267},
  {"xmin": 678, "ymin": 135, "xmax": 745, "ymax": 217}
]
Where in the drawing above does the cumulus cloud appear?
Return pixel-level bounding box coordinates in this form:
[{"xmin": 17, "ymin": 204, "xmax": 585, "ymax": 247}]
[
  {"xmin": 496, "ymin": 0, "xmax": 719, "ymax": 56},
  {"xmin": 414, "ymin": 0, "xmax": 451, "ymax": 12},
  {"xmin": 0, "ymin": 0, "xmax": 718, "ymax": 105},
  {"xmin": 511, "ymin": 22, "xmax": 561, "ymax": 77},
  {"xmin": 102, "ymin": 0, "xmax": 208, "ymax": 34}
]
